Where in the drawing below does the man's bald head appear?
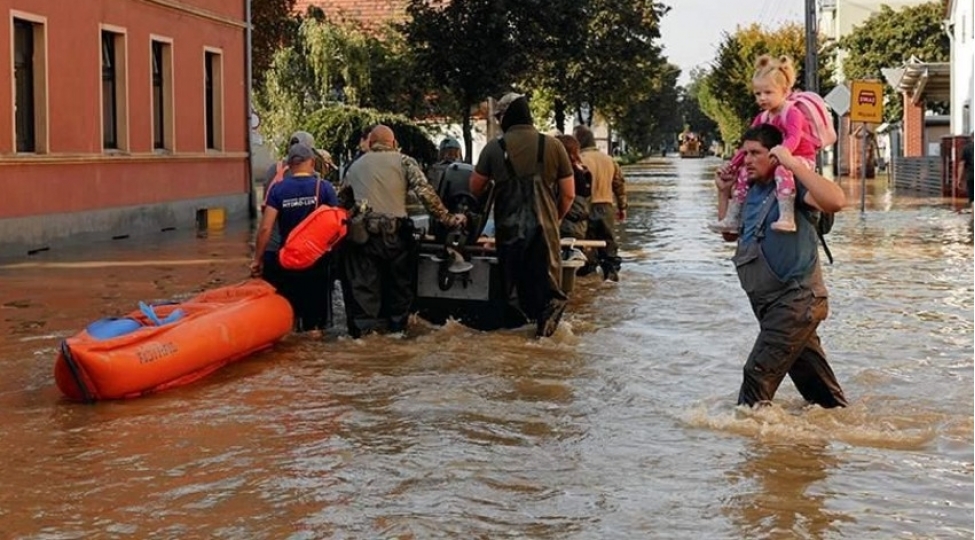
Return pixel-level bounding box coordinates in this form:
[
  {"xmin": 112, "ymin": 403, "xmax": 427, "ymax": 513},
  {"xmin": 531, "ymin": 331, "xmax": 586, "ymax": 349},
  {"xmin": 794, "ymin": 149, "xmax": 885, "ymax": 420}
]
[{"xmin": 368, "ymin": 125, "xmax": 396, "ymax": 147}]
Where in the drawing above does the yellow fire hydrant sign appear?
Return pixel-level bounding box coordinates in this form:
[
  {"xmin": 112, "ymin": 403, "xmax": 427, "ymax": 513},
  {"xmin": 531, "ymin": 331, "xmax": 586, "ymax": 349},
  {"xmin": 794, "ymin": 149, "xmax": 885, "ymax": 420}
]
[{"xmin": 850, "ymin": 80, "xmax": 884, "ymax": 123}]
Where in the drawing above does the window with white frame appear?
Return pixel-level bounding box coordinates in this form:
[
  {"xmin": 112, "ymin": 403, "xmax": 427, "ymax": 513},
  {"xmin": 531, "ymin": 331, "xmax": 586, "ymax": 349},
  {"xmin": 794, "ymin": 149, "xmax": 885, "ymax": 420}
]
[
  {"xmin": 204, "ymin": 49, "xmax": 223, "ymax": 150},
  {"xmin": 12, "ymin": 15, "xmax": 47, "ymax": 153}
]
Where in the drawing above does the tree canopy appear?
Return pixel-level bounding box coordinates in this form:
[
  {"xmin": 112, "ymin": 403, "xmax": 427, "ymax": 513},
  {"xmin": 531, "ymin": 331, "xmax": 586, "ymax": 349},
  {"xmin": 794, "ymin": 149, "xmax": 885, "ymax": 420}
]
[
  {"xmin": 255, "ymin": 0, "xmax": 677, "ymax": 161},
  {"xmin": 838, "ymin": 0, "xmax": 949, "ymax": 122},
  {"xmin": 251, "ymin": 0, "xmax": 299, "ymax": 84},
  {"xmin": 255, "ymin": 15, "xmax": 429, "ymax": 153},
  {"xmin": 401, "ymin": 0, "xmax": 530, "ymax": 158},
  {"xmin": 678, "ymin": 68, "xmax": 720, "ymax": 146},
  {"xmin": 614, "ymin": 63, "xmax": 682, "ymax": 154},
  {"xmin": 401, "ymin": 0, "xmax": 672, "ymax": 153}
]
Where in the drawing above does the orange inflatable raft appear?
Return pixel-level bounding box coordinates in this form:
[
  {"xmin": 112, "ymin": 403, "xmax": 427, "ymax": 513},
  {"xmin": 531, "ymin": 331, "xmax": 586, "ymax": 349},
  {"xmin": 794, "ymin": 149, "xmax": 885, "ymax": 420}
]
[{"xmin": 54, "ymin": 280, "xmax": 293, "ymax": 402}]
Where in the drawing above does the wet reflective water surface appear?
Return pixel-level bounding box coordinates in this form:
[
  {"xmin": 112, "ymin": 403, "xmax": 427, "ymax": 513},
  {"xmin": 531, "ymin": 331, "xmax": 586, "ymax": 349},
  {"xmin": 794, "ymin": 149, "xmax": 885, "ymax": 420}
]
[{"xmin": 1, "ymin": 158, "xmax": 972, "ymax": 539}]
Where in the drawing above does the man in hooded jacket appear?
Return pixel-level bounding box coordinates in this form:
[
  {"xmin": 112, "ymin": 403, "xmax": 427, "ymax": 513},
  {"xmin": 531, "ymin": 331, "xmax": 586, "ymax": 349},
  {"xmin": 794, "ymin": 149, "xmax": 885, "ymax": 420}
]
[{"xmin": 469, "ymin": 93, "xmax": 575, "ymax": 337}]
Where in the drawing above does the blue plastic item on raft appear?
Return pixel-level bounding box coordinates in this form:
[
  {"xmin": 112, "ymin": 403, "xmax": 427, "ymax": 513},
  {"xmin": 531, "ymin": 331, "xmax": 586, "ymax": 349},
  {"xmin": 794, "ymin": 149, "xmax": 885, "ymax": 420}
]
[
  {"xmin": 139, "ymin": 302, "xmax": 185, "ymax": 326},
  {"xmin": 85, "ymin": 305, "xmax": 186, "ymax": 340},
  {"xmin": 86, "ymin": 318, "xmax": 143, "ymax": 340}
]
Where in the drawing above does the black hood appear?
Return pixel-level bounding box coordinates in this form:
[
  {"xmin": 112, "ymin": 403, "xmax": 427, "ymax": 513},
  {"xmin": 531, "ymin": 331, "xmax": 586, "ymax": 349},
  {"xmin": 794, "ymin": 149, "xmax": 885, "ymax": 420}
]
[{"xmin": 501, "ymin": 96, "xmax": 533, "ymax": 132}]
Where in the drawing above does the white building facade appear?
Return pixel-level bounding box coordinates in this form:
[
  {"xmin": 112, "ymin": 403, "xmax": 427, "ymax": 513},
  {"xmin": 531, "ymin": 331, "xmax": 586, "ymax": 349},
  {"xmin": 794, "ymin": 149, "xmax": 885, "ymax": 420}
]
[{"xmin": 946, "ymin": 0, "xmax": 974, "ymax": 134}]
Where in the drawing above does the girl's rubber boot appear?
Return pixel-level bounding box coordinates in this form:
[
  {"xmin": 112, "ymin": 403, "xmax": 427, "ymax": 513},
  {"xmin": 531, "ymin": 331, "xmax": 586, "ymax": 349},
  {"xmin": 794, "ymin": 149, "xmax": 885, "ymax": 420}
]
[
  {"xmin": 708, "ymin": 197, "xmax": 742, "ymax": 233},
  {"xmin": 770, "ymin": 196, "xmax": 797, "ymax": 232}
]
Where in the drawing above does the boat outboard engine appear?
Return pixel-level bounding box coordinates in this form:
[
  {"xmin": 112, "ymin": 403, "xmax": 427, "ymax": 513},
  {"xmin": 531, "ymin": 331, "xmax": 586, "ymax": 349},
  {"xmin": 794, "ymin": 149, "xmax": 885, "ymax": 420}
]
[
  {"xmin": 430, "ymin": 162, "xmax": 492, "ymax": 244},
  {"xmin": 429, "ymin": 162, "xmax": 494, "ymax": 287}
]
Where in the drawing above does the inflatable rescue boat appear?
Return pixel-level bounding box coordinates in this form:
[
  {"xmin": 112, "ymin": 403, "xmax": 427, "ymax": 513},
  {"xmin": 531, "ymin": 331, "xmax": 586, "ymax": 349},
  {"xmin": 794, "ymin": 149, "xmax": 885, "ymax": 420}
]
[{"xmin": 54, "ymin": 279, "xmax": 293, "ymax": 402}]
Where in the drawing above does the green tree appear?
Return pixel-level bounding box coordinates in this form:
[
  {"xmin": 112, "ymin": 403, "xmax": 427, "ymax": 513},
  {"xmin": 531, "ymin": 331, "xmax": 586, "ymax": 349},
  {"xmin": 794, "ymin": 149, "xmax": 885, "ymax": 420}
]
[
  {"xmin": 401, "ymin": 0, "xmax": 670, "ymax": 147},
  {"xmin": 255, "ymin": 16, "xmax": 426, "ymax": 152},
  {"xmin": 679, "ymin": 68, "xmax": 720, "ymax": 144},
  {"xmin": 301, "ymin": 105, "xmax": 438, "ymax": 168},
  {"xmin": 615, "ymin": 63, "xmax": 682, "ymax": 154},
  {"xmin": 566, "ymin": 0, "xmax": 670, "ymax": 127},
  {"xmin": 401, "ymin": 0, "xmax": 531, "ymax": 160},
  {"xmin": 838, "ymin": 1, "xmax": 949, "ymax": 122},
  {"xmin": 251, "ymin": 0, "xmax": 299, "ymax": 83},
  {"xmin": 698, "ymin": 23, "xmax": 834, "ymax": 147}
]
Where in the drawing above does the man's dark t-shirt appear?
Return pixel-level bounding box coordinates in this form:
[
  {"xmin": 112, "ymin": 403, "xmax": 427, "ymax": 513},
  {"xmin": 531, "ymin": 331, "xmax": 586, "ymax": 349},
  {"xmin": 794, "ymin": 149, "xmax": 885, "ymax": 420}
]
[{"xmin": 265, "ymin": 174, "xmax": 339, "ymax": 240}]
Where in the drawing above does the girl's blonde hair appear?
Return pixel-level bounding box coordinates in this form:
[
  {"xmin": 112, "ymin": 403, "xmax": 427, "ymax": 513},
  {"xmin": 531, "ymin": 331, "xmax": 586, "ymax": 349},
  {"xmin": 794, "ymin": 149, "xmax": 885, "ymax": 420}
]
[{"xmin": 752, "ymin": 54, "xmax": 797, "ymax": 91}]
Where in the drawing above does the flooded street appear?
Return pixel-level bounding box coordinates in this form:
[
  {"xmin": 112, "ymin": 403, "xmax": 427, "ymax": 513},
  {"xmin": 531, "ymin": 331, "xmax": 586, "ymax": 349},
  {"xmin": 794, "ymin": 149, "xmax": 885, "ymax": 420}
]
[{"xmin": 1, "ymin": 157, "xmax": 971, "ymax": 539}]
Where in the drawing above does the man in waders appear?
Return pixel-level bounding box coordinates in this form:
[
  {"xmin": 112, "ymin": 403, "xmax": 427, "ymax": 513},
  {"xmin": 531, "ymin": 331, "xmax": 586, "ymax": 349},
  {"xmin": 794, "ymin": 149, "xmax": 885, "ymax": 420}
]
[
  {"xmin": 341, "ymin": 125, "xmax": 465, "ymax": 337},
  {"xmin": 470, "ymin": 93, "xmax": 575, "ymax": 337},
  {"xmin": 574, "ymin": 125, "xmax": 627, "ymax": 282},
  {"xmin": 714, "ymin": 124, "xmax": 848, "ymax": 408}
]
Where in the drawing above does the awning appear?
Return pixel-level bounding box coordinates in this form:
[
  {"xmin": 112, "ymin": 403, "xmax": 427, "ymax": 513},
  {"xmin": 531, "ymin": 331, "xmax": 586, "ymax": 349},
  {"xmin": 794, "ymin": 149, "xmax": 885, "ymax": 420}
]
[{"xmin": 882, "ymin": 55, "xmax": 951, "ymax": 105}]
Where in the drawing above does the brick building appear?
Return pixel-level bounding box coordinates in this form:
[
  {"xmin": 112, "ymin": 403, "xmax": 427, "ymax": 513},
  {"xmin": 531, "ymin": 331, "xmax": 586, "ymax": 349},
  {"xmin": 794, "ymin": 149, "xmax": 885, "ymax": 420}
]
[{"xmin": 0, "ymin": 0, "xmax": 248, "ymax": 255}]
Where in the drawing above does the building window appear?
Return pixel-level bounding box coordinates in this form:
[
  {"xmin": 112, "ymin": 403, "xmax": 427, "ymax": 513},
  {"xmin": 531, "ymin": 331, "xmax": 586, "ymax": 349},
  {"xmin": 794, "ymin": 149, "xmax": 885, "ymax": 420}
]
[
  {"xmin": 204, "ymin": 50, "xmax": 223, "ymax": 150},
  {"xmin": 102, "ymin": 31, "xmax": 118, "ymax": 148},
  {"xmin": 100, "ymin": 28, "xmax": 128, "ymax": 151},
  {"xmin": 151, "ymin": 39, "xmax": 173, "ymax": 151},
  {"xmin": 13, "ymin": 16, "xmax": 47, "ymax": 153}
]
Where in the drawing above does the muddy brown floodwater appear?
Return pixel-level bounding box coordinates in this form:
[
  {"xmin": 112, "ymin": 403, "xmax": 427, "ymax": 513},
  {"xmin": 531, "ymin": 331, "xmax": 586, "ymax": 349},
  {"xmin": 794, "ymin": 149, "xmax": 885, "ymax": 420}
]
[{"xmin": 0, "ymin": 157, "xmax": 971, "ymax": 539}]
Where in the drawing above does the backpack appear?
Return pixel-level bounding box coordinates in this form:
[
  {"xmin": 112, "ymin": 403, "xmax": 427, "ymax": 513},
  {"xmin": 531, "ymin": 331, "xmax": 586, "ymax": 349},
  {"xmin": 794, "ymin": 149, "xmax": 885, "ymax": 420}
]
[
  {"xmin": 762, "ymin": 91, "xmax": 838, "ymax": 150},
  {"xmin": 765, "ymin": 91, "xmax": 838, "ymax": 262},
  {"xmin": 803, "ymin": 210, "xmax": 834, "ymax": 265},
  {"xmin": 278, "ymin": 180, "xmax": 348, "ymax": 270}
]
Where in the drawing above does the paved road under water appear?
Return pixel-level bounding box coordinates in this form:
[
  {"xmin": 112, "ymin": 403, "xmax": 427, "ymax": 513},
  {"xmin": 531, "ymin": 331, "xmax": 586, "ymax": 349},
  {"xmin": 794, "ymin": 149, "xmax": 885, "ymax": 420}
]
[{"xmin": 0, "ymin": 157, "xmax": 971, "ymax": 539}]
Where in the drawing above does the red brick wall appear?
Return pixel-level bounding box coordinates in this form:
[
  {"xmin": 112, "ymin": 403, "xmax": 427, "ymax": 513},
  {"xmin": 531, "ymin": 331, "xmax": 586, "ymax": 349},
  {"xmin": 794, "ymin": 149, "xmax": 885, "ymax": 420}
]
[{"xmin": 903, "ymin": 94, "xmax": 925, "ymax": 158}]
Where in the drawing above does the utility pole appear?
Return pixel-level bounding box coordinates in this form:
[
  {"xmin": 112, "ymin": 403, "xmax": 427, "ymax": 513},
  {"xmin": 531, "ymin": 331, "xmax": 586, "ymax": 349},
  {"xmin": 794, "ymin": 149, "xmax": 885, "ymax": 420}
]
[
  {"xmin": 804, "ymin": 0, "xmax": 819, "ymax": 93},
  {"xmin": 805, "ymin": 0, "xmax": 824, "ymax": 173}
]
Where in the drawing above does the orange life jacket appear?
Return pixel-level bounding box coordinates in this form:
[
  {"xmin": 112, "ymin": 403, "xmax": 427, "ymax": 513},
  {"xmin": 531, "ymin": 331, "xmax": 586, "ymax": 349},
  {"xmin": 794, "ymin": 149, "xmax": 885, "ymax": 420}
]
[{"xmin": 277, "ymin": 179, "xmax": 348, "ymax": 270}]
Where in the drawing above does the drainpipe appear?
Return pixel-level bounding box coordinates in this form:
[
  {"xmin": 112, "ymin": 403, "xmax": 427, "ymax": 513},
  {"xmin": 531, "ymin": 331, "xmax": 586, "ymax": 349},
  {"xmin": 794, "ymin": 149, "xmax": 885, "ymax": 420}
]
[
  {"xmin": 941, "ymin": 20, "xmax": 956, "ymax": 134},
  {"xmin": 245, "ymin": 0, "xmax": 255, "ymax": 219}
]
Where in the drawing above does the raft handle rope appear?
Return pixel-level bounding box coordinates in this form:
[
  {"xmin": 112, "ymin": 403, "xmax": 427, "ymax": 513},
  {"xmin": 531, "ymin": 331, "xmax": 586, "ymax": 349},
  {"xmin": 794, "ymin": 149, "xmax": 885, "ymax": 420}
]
[{"xmin": 59, "ymin": 340, "xmax": 94, "ymax": 404}]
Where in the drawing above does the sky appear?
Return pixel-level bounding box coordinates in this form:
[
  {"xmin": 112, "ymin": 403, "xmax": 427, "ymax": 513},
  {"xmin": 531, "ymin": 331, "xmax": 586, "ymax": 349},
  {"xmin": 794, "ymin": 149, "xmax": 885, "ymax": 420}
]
[{"xmin": 659, "ymin": 0, "xmax": 805, "ymax": 86}]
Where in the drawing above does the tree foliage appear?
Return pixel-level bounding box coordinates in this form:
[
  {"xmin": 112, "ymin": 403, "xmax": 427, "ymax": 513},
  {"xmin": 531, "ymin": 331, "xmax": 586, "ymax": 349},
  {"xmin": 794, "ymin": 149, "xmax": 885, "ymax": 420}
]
[
  {"xmin": 679, "ymin": 68, "xmax": 720, "ymax": 146},
  {"xmin": 696, "ymin": 23, "xmax": 835, "ymax": 147},
  {"xmin": 254, "ymin": 16, "xmax": 427, "ymax": 153},
  {"xmin": 615, "ymin": 64, "xmax": 682, "ymax": 153},
  {"xmin": 838, "ymin": 1, "xmax": 949, "ymax": 122},
  {"xmin": 251, "ymin": 0, "xmax": 299, "ymax": 83},
  {"xmin": 401, "ymin": 0, "xmax": 671, "ymax": 153},
  {"xmin": 301, "ymin": 105, "xmax": 438, "ymax": 168},
  {"xmin": 572, "ymin": 0, "xmax": 670, "ymax": 127},
  {"xmin": 401, "ymin": 0, "xmax": 532, "ymax": 158}
]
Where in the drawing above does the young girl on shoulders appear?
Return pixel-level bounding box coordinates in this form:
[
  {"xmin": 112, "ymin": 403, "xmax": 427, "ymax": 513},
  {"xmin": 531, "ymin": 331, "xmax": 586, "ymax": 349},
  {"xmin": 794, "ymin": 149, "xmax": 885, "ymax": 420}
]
[{"xmin": 710, "ymin": 54, "xmax": 819, "ymax": 233}]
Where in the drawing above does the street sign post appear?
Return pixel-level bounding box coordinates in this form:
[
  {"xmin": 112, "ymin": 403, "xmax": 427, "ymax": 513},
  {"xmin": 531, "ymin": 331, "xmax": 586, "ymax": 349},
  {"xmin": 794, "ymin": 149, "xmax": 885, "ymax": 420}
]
[
  {"xmin": 824, "ymin": 84, "xmax": 850, "ymax": 116},
  {"xmin": 850, "ymin": 80, "xmax": 885, "ymax": 213},
  {"xmin": 823, "ymin": 85, "xmax": 851, "ymax": 183},
  {"xmin": 850, "ymin": 80, "xmax": 884, "ymax": 124}
]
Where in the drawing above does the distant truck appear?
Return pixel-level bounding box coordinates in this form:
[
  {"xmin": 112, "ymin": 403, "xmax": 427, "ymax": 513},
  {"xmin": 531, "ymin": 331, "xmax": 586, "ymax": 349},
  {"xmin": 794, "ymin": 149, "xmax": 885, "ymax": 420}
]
[{"xmin": 678, "ymin": 130, "xmax": 704, "ymax": 159}]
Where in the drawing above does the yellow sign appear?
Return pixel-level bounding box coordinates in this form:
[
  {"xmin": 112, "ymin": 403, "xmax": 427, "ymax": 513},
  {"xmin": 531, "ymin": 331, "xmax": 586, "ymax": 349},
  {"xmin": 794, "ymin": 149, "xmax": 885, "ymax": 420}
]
[{"xmin": 850, "ymin": 80, "xmax": 884, "ymax": 123}]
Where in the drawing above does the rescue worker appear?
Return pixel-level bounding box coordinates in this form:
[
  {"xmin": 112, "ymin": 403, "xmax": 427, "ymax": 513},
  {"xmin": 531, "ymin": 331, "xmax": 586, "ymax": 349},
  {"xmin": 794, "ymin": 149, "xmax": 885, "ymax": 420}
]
[
  {"xmin": 259, "ymin": 131, "xmax": 337, "ymax": 258},
  {"xmin": 341, "ymin": 124, "xmax": 376, "ymax": 182},
  {"xmin": 425, "ymin": 137, "xmax": 463, "ymax": 193},
  {"xmin": 341, "ymin": 125, "xmax": 466, "ymax": 338},
  {"xmin": 714, "ymin": 124, "xmax": 848, "ymax": 408},
  {"xmin": 257, "ymin": 133, "xmax": 336, "ymax": 289},
  {"xmin": 469, "ymin": 93, "xmax": 575, "ymax": 338},
  {"xmin": 573, "ymin": 125, "xmax": 627, "ymax": 282},
  {"xmin": 252, "ymin": 143, "xmax": 339, "ymax": 335}
]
